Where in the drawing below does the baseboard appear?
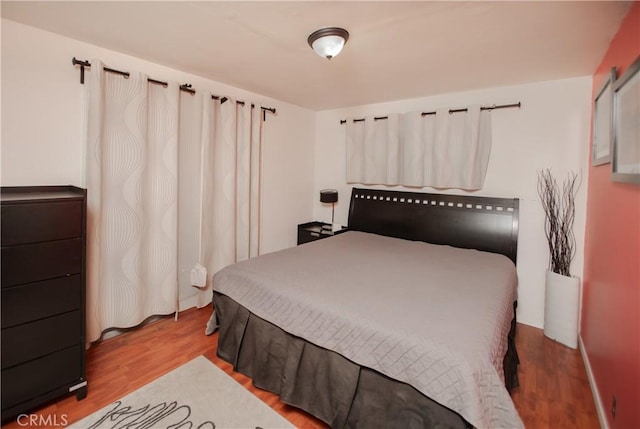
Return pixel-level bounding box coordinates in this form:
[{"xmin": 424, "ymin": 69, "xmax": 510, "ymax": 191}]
[
  {"xmin": 178, "ymin": 292, "xmax": 212, "ymax": 314},
  {"xmin": 579, "ymin": 335, "xmax": 609, "ymax": 429},
  {"xmin": 179, "ymin": 295, "xmax": 200, "ymax": 313}
]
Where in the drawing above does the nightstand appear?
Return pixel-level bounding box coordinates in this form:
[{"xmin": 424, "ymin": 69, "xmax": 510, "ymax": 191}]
[{"xmin": 297, "ymin": 221, "xmax": 347, "ymax": 245}]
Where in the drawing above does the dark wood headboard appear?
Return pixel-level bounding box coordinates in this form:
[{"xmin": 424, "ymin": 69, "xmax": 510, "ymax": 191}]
[{"xmin": 347, "ymin": 188, "xmax": 519, "ymax": 264}]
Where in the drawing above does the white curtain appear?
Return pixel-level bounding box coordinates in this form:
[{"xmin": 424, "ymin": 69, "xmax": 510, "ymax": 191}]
[
  {"xmin": 85, "ymin": 60, "xmax": 179, "ymax": 342},
  {"xmin": 85, "ymin": 60, "xmax": 266, "ymax": 336},
  {"xmin": 346, "ymin": 114, "xmax": 401, "ymax": 185},
  {"xmin": 177, "ymin": 95, "xmax": 264, "ymax": 309},
  {"xmin": 199, "ymin": 97, "xmax": 263, "ymax": 299},
  {"xmin": 177, "ymin": 91, "xmax": 206, "ymax": 310},
  {"xmin": 347, "ymin": 106, "xmax": 492, "ymax": 190}
]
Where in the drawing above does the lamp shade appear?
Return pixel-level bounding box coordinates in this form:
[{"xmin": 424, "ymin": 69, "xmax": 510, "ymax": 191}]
[
  {"xmin": 307, "ymin": 27, "xmax": 349, "ymax": 60},
  {"xmin": 320, "ymin": 189, "xmax": 338, "ymax": 204}
]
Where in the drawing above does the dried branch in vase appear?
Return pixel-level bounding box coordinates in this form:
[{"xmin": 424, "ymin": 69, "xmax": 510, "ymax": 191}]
[{"xmin": 537, "ymin": 169, "xmax": 578, "ymax": 277}]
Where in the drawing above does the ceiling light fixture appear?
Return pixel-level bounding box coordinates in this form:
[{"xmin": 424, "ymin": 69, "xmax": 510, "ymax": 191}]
[{"xmin": 307, "ymin": 27, "xmax": 349, "ymax": 60}]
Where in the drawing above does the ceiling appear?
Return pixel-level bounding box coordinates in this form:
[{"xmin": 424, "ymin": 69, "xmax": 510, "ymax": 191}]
[{"xmin": 1, "ymin": 1, "xmax": 633, "ymax": 111}]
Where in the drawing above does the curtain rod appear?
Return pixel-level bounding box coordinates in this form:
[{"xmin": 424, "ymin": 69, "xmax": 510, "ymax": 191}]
[
  {"xmin": 339, "ymin": 102, "xmax": 521, "ymax": 125},
  {"xmin": 72, "ymin": 57, "xmax": 276, "ymax": 116}
]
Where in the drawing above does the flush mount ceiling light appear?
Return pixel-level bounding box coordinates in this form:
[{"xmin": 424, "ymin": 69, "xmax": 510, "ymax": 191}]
[{"xmin": 307, "ymin": 27, "xmax": 349, "ymax": 60}]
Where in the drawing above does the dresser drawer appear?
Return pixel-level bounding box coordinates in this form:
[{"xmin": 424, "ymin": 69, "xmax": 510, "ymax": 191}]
[
  {"xmin": 1, "ymin": 311, "xmax": 82, "ymax": 369},
  {"xmin": 1, "ymin": 238, "xmax": 82, "ymax": 287},
  {"xmin": 1, "ymin": 200, "xmax": 83, "ymax": 246},
  {"xmin": 2, "ymin": 275, "xmax": 82, "ymax": 328},
  {"xmin": 1, "ymin": 345, "xmax": 83, "ymax": 410}
]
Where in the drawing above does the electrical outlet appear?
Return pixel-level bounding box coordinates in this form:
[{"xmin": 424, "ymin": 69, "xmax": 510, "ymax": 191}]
[{"xmin": 612, "ymin": 395, "xmax": 617, "ymax": 420}]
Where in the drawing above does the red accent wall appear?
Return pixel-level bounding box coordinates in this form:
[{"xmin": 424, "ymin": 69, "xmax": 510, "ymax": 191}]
[{"xmin": 582, "ymin": 3, "xmax": 640, "ymax": 428}]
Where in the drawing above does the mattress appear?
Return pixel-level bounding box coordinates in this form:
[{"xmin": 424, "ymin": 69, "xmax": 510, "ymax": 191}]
[{"xmin": 212, "ymin": 231, "xmax": 523, "ymax": 428}]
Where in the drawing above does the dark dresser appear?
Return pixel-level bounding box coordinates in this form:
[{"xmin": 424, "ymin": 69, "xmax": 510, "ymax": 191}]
[{"xmin": 1, "ymin": 186, "xmax": 88, "ymax": 421}]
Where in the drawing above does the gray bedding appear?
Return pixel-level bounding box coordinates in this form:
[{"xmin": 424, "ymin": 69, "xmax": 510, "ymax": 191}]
[{"xmin": 212, "ymin": 231, "xmax": 523, "ymax": 428}]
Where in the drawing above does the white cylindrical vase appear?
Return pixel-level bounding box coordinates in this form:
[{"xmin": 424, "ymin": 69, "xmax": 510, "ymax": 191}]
[{"xmin": 544, "ymin": 271, "xmax": 580, "ymax": 349}]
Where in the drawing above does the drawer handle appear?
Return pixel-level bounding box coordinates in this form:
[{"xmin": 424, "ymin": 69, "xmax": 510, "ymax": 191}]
[{"xmin": 310, "ymin": 232, "xmax": 320, "ymax": 237}]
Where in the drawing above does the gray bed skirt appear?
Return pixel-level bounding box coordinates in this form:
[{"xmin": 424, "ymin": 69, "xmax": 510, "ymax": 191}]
[{"xmin": 213, "ymin": 292, "xmax": 519, "ymax": 428}]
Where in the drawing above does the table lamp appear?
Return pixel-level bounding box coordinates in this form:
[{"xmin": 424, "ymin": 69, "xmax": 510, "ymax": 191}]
[{"xmin": 319, "ymin": 189, "xmax": 338, "ymax": 229}]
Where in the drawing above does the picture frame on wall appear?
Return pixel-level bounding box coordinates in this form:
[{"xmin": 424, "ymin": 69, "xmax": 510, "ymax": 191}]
[
  {"xmin": 612, "ymin": 55, "xmax": 640, "ymax": 184},
  {"xmin": 592, "ymin": 67, "xmax": 616, "ymax": 166}
]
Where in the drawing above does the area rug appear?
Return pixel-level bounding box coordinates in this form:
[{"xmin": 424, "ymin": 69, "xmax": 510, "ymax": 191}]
[{"xmin": 69, "ymin": 356, "xmax": 294, "ymax": 429}]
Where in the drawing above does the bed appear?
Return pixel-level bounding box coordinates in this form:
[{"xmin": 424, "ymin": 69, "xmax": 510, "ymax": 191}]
[{"xmin": 209, "ymin": 187, "xmax": 522, "ymax": 428}]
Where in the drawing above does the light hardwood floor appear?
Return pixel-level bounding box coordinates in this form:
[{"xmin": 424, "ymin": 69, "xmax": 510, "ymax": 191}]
[{"xmin": 1, "ymin": 305, "xmax": 599, "ymax": 428}]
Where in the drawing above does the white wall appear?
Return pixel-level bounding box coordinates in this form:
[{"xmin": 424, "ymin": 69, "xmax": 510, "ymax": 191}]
[
  {"xmin": 313, "ymin": 77, "xmax": 592, "ymax": 329},
  {"xmin": 1, "ymin": 18, "xmax": 593, "ymax": 328},
  {"xmin": 1, "ymin": 19, "xmax": 316, "ymax": 309}
]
